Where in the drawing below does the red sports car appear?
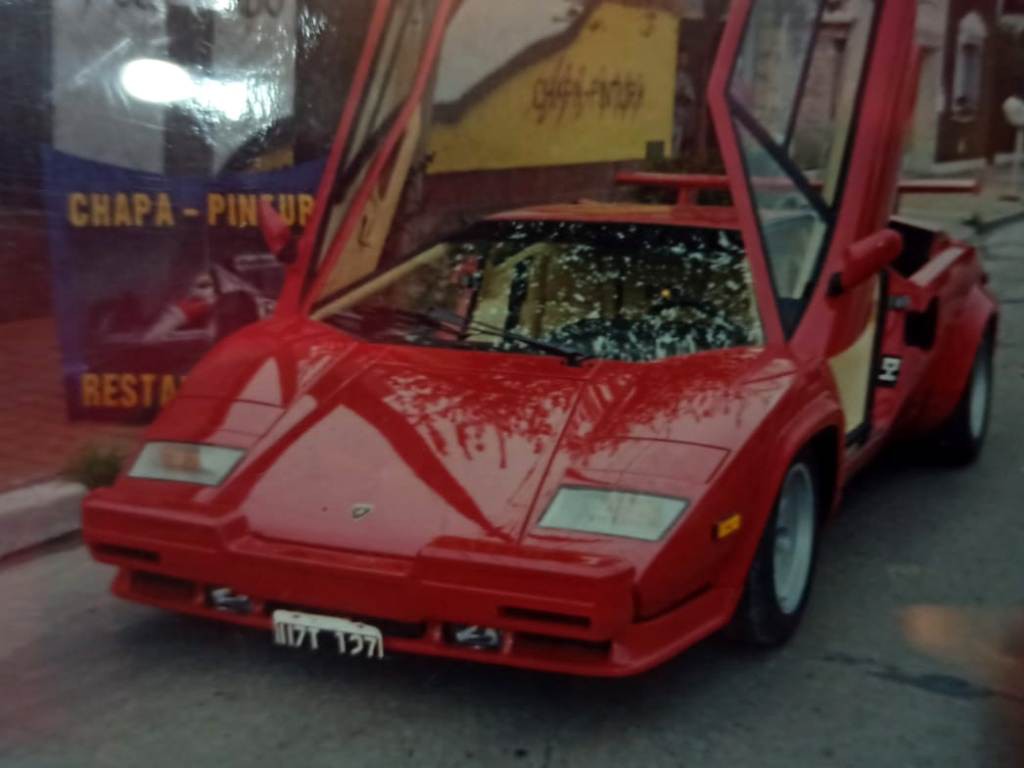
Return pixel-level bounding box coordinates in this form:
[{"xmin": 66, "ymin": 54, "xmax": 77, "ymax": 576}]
[{"xmin": 83, "ymin": 0, "xmax": 999, "ymax": 676}]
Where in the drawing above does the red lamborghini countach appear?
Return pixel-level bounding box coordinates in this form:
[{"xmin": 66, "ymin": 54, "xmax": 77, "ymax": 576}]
[{"xmin": 83, "ymin": 0, "xmax": 999, "ymax": 676}]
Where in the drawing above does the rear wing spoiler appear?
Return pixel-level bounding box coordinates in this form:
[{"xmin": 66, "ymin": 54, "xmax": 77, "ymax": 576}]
[{"xmin": 615, "ymin": 172, "xmax": 981, "ymax": 208}]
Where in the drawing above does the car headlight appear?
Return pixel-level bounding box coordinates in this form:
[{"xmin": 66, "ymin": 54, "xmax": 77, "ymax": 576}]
[
  {"xmin": 128, "ymin": 442, "xmax": 245, "ymax": 486},
  {"xmin": 538, "ymin": 487, "xmax": 689, "ymax": 542}
]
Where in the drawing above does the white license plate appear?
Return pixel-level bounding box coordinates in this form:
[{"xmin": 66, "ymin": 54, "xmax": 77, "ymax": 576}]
[{"xmin": 272, "ymin": 610, "xmax": 384, "ymax": 660}]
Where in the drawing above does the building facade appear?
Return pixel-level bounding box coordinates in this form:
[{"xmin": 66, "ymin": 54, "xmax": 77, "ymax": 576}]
[
  {"xmin": 901, "ymin": 0, "xmax": 1000, "ymax": 173},
  {"xmin": 992, "ymin": 0, "xmax": 1024, "ymax": 161}
]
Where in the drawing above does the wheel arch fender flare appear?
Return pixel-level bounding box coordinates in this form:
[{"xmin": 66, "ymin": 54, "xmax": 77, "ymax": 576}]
[
  {"xmin": 717, "ymin": 393, "xmax": 844, "ymax": 592},
  {"xmin": 920, "ymin": 285, "xmax": 998, "ymax": 431}
]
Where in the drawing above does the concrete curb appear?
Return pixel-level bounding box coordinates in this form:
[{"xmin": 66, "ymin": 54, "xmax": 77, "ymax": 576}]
[
  {"xmin": 975, "ymin": 208, "xmax": 1024, "ymax": 236},
  {"xmin": 897, "ymin": 204, "xmax": 1022, "ymax": 242},
  {"xmin": 0, "ymin": 480, "xmax": 86, "ymax": 560}
]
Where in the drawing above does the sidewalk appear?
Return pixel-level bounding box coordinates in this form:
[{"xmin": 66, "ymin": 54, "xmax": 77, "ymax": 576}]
[
  {"xmin": 0, "ymin": 316, "xmax": 141, "ymax": 494},
  {"xmin": 899, "ymin": 165, "xmax": 1024, "ymax": 237}
]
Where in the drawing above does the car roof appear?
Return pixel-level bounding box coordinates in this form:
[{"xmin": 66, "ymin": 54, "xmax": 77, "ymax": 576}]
[{"xmin": 487, "ymin": 202, "xmax": 743, "ymax": 231}]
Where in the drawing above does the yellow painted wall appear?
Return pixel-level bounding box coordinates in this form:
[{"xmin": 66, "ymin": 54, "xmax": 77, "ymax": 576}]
[{"xmin": 427, "ymin": 2, "xmax": 679, "ymax": 174}]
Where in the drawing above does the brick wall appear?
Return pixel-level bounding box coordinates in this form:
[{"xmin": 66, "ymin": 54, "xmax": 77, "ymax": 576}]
[{"xmin": 0, "ymin": 212, "xmax": 52, "ymax": 323}]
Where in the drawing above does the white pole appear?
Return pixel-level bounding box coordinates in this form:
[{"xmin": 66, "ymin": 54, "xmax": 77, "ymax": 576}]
[
  {"xmin": 1014, "ymin": 128, "xmax": 1024, "ymax": 196},
  {"xmin": 1003, "ymin": 97, "xmax": 1024, "ymax": 199}
]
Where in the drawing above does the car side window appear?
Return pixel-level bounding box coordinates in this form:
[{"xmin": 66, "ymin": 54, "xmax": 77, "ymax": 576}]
[{"xmin": 728, "ymin": 0, "xmax": 878, "ymax": 331}]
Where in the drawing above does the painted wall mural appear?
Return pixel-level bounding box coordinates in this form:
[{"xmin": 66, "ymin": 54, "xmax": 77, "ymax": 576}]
[{"xmin": 427, "ymin": 1, "xmax": 680, "ymax": 173}]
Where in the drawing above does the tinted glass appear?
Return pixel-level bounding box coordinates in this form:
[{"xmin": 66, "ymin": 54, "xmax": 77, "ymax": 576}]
[
  {"xmin": 738, "ymin": 122, "xmax": 827, "ymax": 301},
  {"xmin": 731, "ymin": 0, "xmax": 821, "ymax": 142},
  {"xmin": 321, "ymin": 221, "xmax": 764, "ymax": 363},
  {"xmin": 728, "ymin": 0, "xmax": 878, "ymax": 318}
]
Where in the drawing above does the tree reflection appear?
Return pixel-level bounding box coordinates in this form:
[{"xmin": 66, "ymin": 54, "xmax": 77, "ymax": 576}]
[
  {"xmin": 210, "ymin": 328, "xmax": 785, "ymax": 540},
  {"xmin": 369, "ymin": 347, "xmax": 782, "ymax": 483}
]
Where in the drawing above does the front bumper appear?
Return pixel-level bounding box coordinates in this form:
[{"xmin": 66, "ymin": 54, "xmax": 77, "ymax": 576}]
[{"xmin": 84, "ymin": 496, "xmax": 736, "ymax": 677}]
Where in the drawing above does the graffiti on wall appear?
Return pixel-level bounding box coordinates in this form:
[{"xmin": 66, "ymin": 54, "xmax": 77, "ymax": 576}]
[
  {"xmin": 426, "ymin": 0, "xmax": 679, "ymax": 173},
  {"xmin": 530, "ymin": 58, "xmax": 647, "ymax": 124}
]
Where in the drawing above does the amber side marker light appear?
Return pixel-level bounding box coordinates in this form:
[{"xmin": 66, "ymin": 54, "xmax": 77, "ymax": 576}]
[{"xmin": 715, "ymin": 514, "xmax": 743, "ymax": 540}]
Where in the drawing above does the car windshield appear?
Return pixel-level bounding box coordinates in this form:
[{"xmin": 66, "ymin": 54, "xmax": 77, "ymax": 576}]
[{"xmin": 318, "ymin": 220, "xmax": 764, "ymax": 363}]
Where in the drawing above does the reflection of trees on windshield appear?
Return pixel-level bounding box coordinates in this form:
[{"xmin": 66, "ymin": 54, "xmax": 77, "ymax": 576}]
[{"xmin": 326, "ymin": 220, "xmax": 764, "ymax": 363}]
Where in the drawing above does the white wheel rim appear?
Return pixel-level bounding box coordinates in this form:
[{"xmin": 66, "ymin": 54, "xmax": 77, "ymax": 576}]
[
  {"xmin": 968, "ymin": 349, "xmax": 990, "ymax": 441},
  {"xmin": 773, "ymin": 463, "xmax": 816, "ymax": 615}
]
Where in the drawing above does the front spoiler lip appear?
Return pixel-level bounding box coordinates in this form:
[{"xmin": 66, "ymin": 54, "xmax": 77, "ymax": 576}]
[
  {"xmin": 83, "ymin": 498, "xmax": 737, "ymax": 677},
  {"xmin": 108, "ymin": 568, "xmax": 733, "ymax": 677}
]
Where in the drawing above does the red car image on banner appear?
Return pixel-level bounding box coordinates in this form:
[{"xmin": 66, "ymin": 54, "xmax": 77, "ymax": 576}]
[
  {"xmin": 82, "ymin": 0, "xmax": 999, "ymax": 676},
  {"xmin": 44, "ymin": 149, "xmax": 325, "ymax": 421}
]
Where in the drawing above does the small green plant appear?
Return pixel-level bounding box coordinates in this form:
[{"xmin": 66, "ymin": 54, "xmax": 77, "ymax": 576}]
[{"xmin": 64, "ymin": 445, "xmax": 126, "ymax": 489}]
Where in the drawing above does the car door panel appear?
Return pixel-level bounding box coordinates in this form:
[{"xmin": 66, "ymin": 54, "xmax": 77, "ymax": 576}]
[
  {"xmin": 273, "ymin": 0, "xmax": 451, "ymax": 315},
  {"xmin": 709, "ymin": 0, "xmax": 918, "ymax": 444}
]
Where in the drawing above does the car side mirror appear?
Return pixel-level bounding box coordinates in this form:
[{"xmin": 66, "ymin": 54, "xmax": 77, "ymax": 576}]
[
  {"xmin": 828, "ymin": 229, "xmax": 904, "ymax": 297},
  {"xmin": 259, "ymin": 199, "xmax": 297, "ymax": 265}
]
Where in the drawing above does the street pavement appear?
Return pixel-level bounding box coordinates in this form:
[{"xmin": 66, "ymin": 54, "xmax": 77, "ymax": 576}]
[{"xmin": 1, "ymin": 225, "xmax": 1023, "ymax": 768}]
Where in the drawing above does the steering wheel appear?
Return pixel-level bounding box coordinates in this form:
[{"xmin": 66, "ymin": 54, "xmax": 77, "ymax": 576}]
[
  {"xmin": 652, "ymin": 291, "xmax": 754, "ymax": 340},
  {"xmin": 650, "ymin": 290, "xmax": 723, "ymax": 319}
]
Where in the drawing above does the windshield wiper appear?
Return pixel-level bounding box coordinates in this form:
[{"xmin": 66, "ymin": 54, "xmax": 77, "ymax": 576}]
[
  {"xmin": 427, "ymin": 308, "xmax": 593, "ymax": 367},
  {"xmin": 332, "ymin": 306, "xmax": 592, "ymax": 366}
]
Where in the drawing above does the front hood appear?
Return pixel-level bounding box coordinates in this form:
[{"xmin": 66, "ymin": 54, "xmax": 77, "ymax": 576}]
[{"xmin": 151, "ymin": 321, "xmax": 795, "ymax": 557}]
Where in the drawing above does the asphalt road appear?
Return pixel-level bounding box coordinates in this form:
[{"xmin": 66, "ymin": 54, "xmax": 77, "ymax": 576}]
[{"xmin": 2, "ymin": 224, "xmax": 1023, "ymax": 768}]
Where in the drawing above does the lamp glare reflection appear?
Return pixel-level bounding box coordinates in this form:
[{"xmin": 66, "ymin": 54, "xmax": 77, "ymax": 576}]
[{"xmin": 120, "ymin": 59, "xmax": 195, "ymax": 105}]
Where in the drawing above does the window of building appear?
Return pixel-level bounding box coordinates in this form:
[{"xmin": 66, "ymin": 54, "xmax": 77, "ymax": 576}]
[{"xmin": 952, "ymin": 11, "xmax": 988, "ymax": 120}]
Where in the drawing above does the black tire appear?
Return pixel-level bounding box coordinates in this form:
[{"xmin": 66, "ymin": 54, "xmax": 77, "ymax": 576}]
[
  {"xmin": 936, "ymin": 334, "xmax": 994, "ymax": 466},
  {"xmin": 731, "ymin": 450, "xmax": 822, "ymax": 647}
]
